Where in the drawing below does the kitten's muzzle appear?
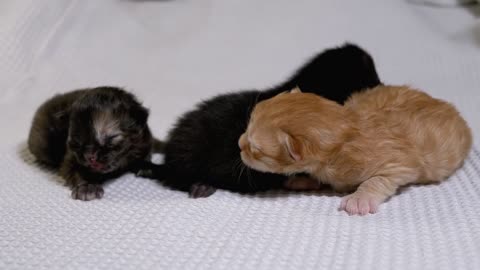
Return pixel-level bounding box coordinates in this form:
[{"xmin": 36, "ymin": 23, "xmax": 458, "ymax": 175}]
[
  {"xmin": 238, "ymin": 133, "xmax": 247, "ymax": 151},
  {"xmin": 85, "ymin": 152, "xmax": 106, "ymax": 171}
]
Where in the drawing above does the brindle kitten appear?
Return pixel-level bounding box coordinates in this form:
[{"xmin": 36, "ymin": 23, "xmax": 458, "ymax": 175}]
[{"xmin": 28, "ymin": 86, "xmax": 154, "ymax": 200}]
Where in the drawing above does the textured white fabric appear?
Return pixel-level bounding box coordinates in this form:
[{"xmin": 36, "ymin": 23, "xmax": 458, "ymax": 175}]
[
  {"xmin": 409, "ymin": 0, "xmax": 478, "ymax": 6},
  {"xmin": 1, "ymin": 143, "xmax": 480, "ymax": 269},
  {"xmin": 0, "ymin": 0, "xmax": 479, "ymax": 269}
]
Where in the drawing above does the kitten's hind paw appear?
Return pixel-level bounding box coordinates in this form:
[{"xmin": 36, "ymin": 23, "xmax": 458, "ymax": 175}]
[
  {"xmin": 339, "ymin": 191, "xmax": 380, "ymax": 216},
  {"xmin": 136, "ymin": 169, "xmax": 153, "ymax": 178},
  {"xmin": 133, "ymin": 163, "xmax": 167, "ymax": 180},
  {"xmin": 72, "ymin": 184, "xmax": 104, "ymax": 201},
  {"xmin": 189, "ymin": 183, "xmax": 217, "ymax": 198}
]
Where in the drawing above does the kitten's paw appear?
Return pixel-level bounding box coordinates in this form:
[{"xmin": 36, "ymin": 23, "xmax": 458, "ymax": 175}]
[
  {"xmin": 135, "ymin": 169, "xmax": 153, "ymax": 178},
  {"xmin": 71, "ymin": 184, "xmax": 104, "ymax": 201},
  {"xmin": 189, "ymin": 183, "xmax": 217, "ymax": 198},
  {"xmin": 339, "ymin": 192, "xmax": 380, "ymax": 216}
]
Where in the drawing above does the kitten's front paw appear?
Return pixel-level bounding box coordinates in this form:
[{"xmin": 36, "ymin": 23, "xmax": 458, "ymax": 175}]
[
  {"xmin": 339, "ymin": 192, "xmax": 380, "ymax": 216},
  {"xmin": 189, "ymin": 183, "xmax": 217, "ymax": 198},
  {"xmin": 71, "ymin": 184, "xmax": 104, "ymax": 201}
]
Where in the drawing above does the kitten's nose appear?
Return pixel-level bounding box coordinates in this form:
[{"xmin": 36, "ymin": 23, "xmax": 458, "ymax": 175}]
[
  {"xmin": 86, "ymin": 153, "xmax": 97, "ymax": 162},
  {"xmin": 238, "ymin": 134, "xmax": 246, "ymax": 150}
]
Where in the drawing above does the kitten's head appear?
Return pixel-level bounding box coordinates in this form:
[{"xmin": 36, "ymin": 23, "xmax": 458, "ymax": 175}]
[
  {"xmin": 239, "ymin": 88, "xmax": 347, "ymax": 174},
  {"xmin": 67, "ymin": 87, "xmax": 151, "ymax": 173}
]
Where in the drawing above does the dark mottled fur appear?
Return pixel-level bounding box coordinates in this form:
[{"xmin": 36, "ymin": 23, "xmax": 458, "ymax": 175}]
[
  {"xmin": 28, "ymin": 87, "xmax": 153, "ymax": 200},
  {"xmin": 144, "ymin": 44, "xmax": 382, "ymax": 197}
]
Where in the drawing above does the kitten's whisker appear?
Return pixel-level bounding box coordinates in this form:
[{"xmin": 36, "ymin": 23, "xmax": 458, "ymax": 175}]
[
  {"xmin": 238, "ymin": 163, "xmax": 246, "ymax": 185},
  {"xmin": 232, "ymin": 158, "xmax": 240, "ymax": 173},
  {"xmin": 232, "ymin": 158, "xmax": 246, "ymax": 186},
  {"xmin": 233, "ymin": 158, "xmax": 243, "ymax": 174},
  {"xmin": 247, "ymin": 167, "xmax": 255, "ymax": 190}
]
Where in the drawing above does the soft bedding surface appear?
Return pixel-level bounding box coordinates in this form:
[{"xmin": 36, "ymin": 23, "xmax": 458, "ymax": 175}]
[{"xmin": 0, "ymin": 1, "xmax": 479, "ymax": 269}]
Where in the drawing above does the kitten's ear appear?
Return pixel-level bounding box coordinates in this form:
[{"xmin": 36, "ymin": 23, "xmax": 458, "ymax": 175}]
[
  {"xmin": 284, "ymin": 133, "xmax": 302, "ymax": 161},
  {"xmin": 277, "ymin": 87, "xmax": 301, "ymax": 97},
  {"xmin": 132, "ymin": 105, "xmax": 149, "ymax": 125},
  {"xmin": 290, "ymin": 87, "xmax": 302, "ymax": 94},
  {"xmin": 53, "ymin": 109, "xmax": 70, "ymax": 122}
]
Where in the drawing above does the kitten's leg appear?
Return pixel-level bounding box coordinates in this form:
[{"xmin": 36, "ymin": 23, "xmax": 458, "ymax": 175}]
[
  {"xmin": 189, "ymin": 183, "xmax": 217, "ymax": 198},
  {"xmin": 132, "ymin": 160, "xmax": 155, "ymax": 178},
  {"xmin": 133, "ymin": 161, "xmax": 217, "ymax": 198},
  {"xmin": 60, "ymin": 154, "xmax": 104, "ymax": 201},
  {"xmin": 284, "ymin": 175, "xmax": 322, "ymax": 191},
  {"xmin": 339, "ymin": 172, "xmax": 417, "ymax": 215},
  {"xmin": 132, "ymin": 159, "xmax": 169, "ymax": 180}
]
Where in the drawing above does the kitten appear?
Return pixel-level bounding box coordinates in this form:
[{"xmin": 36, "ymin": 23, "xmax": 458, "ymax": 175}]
[
  {"xmin": 239, "ymin": 86, "xmax": 472, "ymax": 215},
  {"xmin": 28, "ymin": 86, "xmax": 155, "ymax": 200},
  {"xmin": 143, "ymin": 44, "xmax": 382, "ymax": 198}
]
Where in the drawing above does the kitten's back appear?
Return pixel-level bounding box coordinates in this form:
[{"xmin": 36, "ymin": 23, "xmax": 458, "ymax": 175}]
[
  {"xmin": 347, "ymin": 86, "xmax": 472, "ymax": 182},
  {"xmin": 280, "ymin": 43, "xmax": 381, "ymax": 104},
  {"xmin": 28, "ymin": 90, "xmax": 86, "ymax": 166}
]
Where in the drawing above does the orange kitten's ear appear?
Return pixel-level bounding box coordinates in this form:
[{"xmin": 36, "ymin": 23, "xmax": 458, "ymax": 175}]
[
  {"xmin": 284, "ymin": 133, "xmax": 302, "ymax": 161},
  {"xmin": 277, "ymin": 87, "xmax": 302, "ymax": 97},
  {"xmin": 290, "ymin": 87, "xmax": 302, "ymax": 94}
]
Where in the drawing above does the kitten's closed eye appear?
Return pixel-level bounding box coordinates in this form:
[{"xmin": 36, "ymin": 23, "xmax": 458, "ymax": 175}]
[
  {"xmin": 103, "ymin": 134, "xmax": 123, "ymax": 149},
  {"xmin": 107, "ymin": 134, "xmax": 123, "ymax": 144},
  {"xmin": 250, "ymin": 144, "xmax": 261, "ymax": 153}
]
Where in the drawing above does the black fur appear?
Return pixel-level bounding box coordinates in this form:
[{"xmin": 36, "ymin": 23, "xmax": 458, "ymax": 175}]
[
  {"xmin": 145, "ymin": 44, "xmax": 382, "ymax": 197},
  {"xmin": 28, "ymin": 87, "xmax": 154, "ymax": 200}
]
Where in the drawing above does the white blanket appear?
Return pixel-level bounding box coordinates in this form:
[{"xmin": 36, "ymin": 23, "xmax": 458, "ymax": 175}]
[{"xmin": 0, "ymin": 1, "xmax": 479, "ymax": 269}]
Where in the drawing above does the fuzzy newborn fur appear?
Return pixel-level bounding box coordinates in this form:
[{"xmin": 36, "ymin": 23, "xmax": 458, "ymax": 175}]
[
  {"xmin": 239, "ymin": 86, "xmax": 472, "ymax": 215},
  {"xmin": 28, "ymin": 87, "xmax": 154, "ymax": 200},
  {"xmin": 144, "ymin": 44, "xmax": 382, "ymax": 197}
]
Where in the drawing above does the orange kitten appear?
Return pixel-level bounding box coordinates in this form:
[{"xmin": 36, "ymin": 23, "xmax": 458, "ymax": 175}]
[{"xmin": 239, "ymin": 86, "xmax": 472, "ymax": 215}]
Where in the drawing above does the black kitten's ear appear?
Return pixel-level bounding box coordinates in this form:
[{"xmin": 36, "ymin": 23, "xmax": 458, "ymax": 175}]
[
  {"xmin": 131, "ymin": 105, "xmax": 149, "ymax": 125},
  {"xmin": 53, "ymin": 109, "xmax": 69, "ymax": 122}
]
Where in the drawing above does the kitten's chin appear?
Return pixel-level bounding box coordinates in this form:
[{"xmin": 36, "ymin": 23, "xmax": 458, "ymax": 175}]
[
  {"xmin": 240, "ymin": 153, "xmax": 275, "ymax": 174},
  {"xmin": 84, "ymin": 162, "xmax": 117, "ymax": 174},
  {"xmin": 92, "ymin": 167, "xmax": 115, "ymax": 174}
]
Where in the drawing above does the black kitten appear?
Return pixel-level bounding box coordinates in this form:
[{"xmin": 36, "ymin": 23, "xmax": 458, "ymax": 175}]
[
  {"xmin": 145, "ymin": 43, "xmax": 382, "ymax": 198},
  {"xmin": 28, "ymin": 87, "xmax": 155, "ymax": 200}
]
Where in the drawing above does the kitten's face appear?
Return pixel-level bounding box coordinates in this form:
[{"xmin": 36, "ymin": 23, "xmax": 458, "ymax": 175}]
[
  {"xmin": 68, "ymin": 109, "xmax": 147, "ymax": 173},
  {"xmin": 239, "ymin": 89, "xmax": 321, "ymax": 175},
  {"xmin": 239, "ymin": 113, "xmax": 303, "ymax": 175},
  {"xmin": 239, "ymin": 128, "xmax": 294, "ymax": 174}
]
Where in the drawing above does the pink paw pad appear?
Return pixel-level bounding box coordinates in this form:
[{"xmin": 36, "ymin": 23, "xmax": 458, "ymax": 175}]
[{"xmin": 339, "ymin": 192, "xmax": 380, "ymax": 216}]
